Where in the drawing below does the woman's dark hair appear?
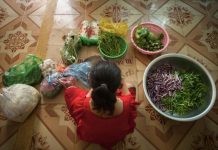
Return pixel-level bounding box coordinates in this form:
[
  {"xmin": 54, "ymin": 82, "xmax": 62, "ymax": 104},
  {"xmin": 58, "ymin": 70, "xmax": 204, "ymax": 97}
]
[{"xmin": 89, "ymin": 61, "xmax": 121, "ymax": 115}]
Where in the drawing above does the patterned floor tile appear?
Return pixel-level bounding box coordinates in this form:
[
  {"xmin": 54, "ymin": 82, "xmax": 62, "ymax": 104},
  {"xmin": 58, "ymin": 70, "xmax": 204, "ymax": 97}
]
[
  {"xmin": 0, "ymin": 114, "xmax": 20, "ymax": 148},
  {"xmin": 0, "ymin": 16, "xmax": 22, "ymax": 42},
  {"xmin": 152, "ymin": 0, "xmax": 204, "ymax": 36},
  {"xmin": 36, "ymin": 104, "xmax": 90, "ymax": 150},
  {"xmin": 124, "ymin": 0, "xmax": 168, "ymax": 14},
  {"xmin": 0, "ymin": 26, "xmax": 36, "ymax": 58},
  {"xmin": 201, "ymin": 25, "xmax": 218, "ymax": 54},
  {"xmin": 176, "ymin": 117, "xmax": 218, "ymax": 150},
  {"xmin": 182, "ymin": 0, "xmax": 210, "ymax": 15},
  {"xmin": 89, "ymin": 0, "xmax": 143, "ymax": 27},
  {"xmin": 28, "ymin": 5, "xmax": 47, "ymax": 27},
  {"xmin": 31, "ymin": 116, "xmax": 64, "ymax": 150},
  {"xmin": 23, "ymin": 0, "xmax": 47, "ymax": 15},
  {"xmin": 0, "ymin": 53, "xmax": 20, "ymax": 72},
  {"xmin": 0, "ymin": 12, "xmax": 41, "ymax": 84},
  {"xmin": 4, "ymin": 0, "xmax": 26, "ymax": 15},
  {"xmin": 1, "ymin": 0, "xmax": 218, "ymax": 149},
  {"xmin": 179, "ymin": 44, "xmax": 218, "ymax": 82},
  {"xmin": 175, "ymin": 17, "xmax": 218, "ymax": 65},
  {"xmin": 131, "ymin": 129, "xmax": 157, "ymax": 150},
  {"xmin": 0, "ymin": 133, "xmax": 17, "ymax": 150},
  {"xmin": 136, "ymin": 106, "xmax": 194, "ymax": 150},
  {"xmin": 3, "ymin": 0, "xmax": 47, "ymax": 17},
  {"xmin": 85, "ymin": 0, "xmax": 115, "ymax": 16},
  {"xmin": 207, "ymin": 81, "xmax": 218, "ymax": 125},
  {"xmin": 204, "ymin": 0, "xmax": 218, "ymax": 16},
  {"xmin": 0, "ymin": 0, "xmax": 19, "ymax": 29}
]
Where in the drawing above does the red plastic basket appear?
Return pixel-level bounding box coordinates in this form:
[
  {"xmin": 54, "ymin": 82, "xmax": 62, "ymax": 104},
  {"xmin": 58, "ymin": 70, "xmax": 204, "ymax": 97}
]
[{"xmin": 130, "ymin": 22, "xmax": 170, "ymax": 55}]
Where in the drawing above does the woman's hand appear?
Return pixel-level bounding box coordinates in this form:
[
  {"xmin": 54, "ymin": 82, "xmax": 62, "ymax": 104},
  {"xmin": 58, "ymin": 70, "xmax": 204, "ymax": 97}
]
[{"xmin": 58, "ymin": 76, "xmax": 77, "ymax": 88}]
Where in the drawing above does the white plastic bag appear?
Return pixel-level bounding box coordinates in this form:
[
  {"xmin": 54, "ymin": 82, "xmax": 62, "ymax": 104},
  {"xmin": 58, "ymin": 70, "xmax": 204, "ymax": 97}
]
[
  {"xmin": 39, "ymin": 59, "xmax": 57, "ymax": 78},
  {"xmin": 0, "ymin": 84, "xmax": 40, "ymax": 122}
]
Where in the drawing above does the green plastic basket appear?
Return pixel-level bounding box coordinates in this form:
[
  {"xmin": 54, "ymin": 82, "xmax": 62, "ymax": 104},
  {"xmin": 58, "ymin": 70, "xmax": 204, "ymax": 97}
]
[{"xmin": 98, "ymin": 36, "xmax": 128, "ymax": 60}]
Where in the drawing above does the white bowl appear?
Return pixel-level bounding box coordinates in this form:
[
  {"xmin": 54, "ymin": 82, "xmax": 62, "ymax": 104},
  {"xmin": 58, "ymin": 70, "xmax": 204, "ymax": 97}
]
[{"xmin": 143, "ymin": 53, "xmax": 216, "ymax": 121}]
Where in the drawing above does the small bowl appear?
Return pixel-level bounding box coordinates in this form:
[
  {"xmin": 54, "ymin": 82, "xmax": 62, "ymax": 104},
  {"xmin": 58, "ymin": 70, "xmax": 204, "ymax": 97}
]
[
  {"xmin": 131, "ymin": 22, "xmax": 169, "ymax": 55},
  {"xmin": 143, "ymin": 53, "xmax": 216, "ymax": 121},
  {"xmin": 98, "ymin": 36, "xmax": 128, "ymax": 60}
]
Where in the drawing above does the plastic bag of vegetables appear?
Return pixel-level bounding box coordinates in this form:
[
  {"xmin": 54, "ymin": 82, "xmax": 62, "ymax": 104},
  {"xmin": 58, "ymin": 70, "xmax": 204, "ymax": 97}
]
[
  {"xmin": 3, "ymin": 54, "xmax": 43, "ymax": 86},
  {"xmin": 0, "ymin": 84, "xmax": 40, "ymax": 122},
  {"xmin": 60, "ymin": 56, "xmax": 102, "ymax": 88},
  {"xmin": 40, "ymin": 72, "xmax": 63, "ymax": 98},
  {"xmin": 60, "ymin": 31, "xmax": 82, "ymax": 65},
  {"xmin": 62, "ymin": 62, "xmax": 92, "ymax": 87},
  {"xmin": 39, "ymin": 59, "xmax": 57, "ymax": 78},
  {"xmin": 80, "ymin": 20, "xmax": 99, "ymax": 46}
]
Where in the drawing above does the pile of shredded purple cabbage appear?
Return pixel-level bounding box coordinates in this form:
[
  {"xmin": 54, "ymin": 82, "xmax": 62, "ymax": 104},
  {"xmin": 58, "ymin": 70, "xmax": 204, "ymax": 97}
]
[{"xmin": 146, "ymin": 64, "xmax": 182, "ymax": 111}]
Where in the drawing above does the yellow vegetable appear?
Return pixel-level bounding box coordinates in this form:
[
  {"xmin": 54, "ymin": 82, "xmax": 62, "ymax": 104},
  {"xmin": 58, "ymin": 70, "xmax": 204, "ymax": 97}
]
[{"xmin": 99, "ymin": 18, "xmax": 128, "ymax": 37}]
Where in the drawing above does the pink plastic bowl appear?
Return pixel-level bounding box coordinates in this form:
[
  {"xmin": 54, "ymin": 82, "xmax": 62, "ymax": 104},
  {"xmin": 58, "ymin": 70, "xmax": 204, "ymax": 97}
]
[{"xmin": 131, "ymin": 22, "xmax": 170, "ymax": 55}]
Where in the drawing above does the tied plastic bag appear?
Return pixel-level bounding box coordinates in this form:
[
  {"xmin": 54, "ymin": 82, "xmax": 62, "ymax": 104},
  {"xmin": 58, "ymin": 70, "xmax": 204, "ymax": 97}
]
[
  {"xmin": 60, "ymin": 31, "xmax": 82, "ymax": 65},
  {"xmin": 3, "ymin": 54, "xmax": 43, "ymax": 86},
  {"xmin": 0, "ymin": 84, "xmax": 40, "ymax": 122},
  {"xmin": 80, "ymin": 20, "xmax": 99, "ymax": 46},
  {"xmin": 39, "ymin": 59, "xmax": 57, "ymax": 78},
  {"xmin": 62, "ymin": 62, "xmax": 92, "ymax": 87},
  {"xmin": 58, "ymin": 76, "xmax": 77, "ymax": 88},
  {"xmin": 40, "ymin": 72, "xmax": 63, "ymax": 98}
]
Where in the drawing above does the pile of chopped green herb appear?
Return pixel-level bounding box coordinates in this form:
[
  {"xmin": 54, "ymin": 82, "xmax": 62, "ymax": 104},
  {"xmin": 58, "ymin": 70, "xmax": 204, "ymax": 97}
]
[
  {"xmin": 98, "ymin": 32, "xmax": 123, "ymax": 56},
  {"xmin": 134, "ymin": 27, "xmax": 164, "ymax": 51},
  {"xmin": 162, "ymin": 72, "xmax": 208, "ymax": 115}
]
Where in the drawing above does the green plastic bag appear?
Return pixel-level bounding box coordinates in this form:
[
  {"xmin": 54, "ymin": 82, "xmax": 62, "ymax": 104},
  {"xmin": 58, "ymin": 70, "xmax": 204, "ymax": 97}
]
[
  {"xmin": 3, "ymin": 54, "xmax": 43, "ymax": 86},
  {"xmin": 80, "ymin": 20, "xmax": 99, "ymax": 46}
]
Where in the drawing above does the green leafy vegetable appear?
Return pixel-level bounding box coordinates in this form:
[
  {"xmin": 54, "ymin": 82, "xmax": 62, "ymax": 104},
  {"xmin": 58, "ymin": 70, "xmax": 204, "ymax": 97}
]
[
  {"xmin": 98, "ymin": 32, "xmax": 123, "ymax": 56},
  {"xmin": 134, "ymin": 27, "xmax": 164, "ymax": 51},
  {"xmin": 162, "ymin": 72, "xmax": 208, "ymax": 115}
]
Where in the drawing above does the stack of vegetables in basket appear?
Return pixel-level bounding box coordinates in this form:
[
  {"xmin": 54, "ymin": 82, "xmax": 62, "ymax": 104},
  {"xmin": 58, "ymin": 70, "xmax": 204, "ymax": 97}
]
[
  {"xmin": 98, "ymin": 18, "xmax": 128, "ymax": 60},
  {"xmin": 131, "ymin": 22, "xmax": 169, "ymax": 55},
  {"xmin": 134, "ymin": 27, "xmax": 164, "ymax": 51}
]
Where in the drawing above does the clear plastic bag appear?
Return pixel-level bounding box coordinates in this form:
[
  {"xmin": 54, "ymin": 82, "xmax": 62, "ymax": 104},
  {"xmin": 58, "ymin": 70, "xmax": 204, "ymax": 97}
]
[
  {"xmin": 58, "ymin": 76, "xmax": 77, "ymax": 88},
  {"xmin": 62, "ymin": 62, "xmax": 92, "ymax": 87},
  {"xmin": 39, "ymin": 59, "xmax": 57, "ymax": 78},
  {"xmin": 40, "ymin": 72, "xmax": 63, "ymax": 98},
  {"xmin": 0, "ymin": 84, "xmax": 40, "ymax": 122},
  {"xmin": 80, "ymin": 20, "xmax": 99, "ymax": 46},
  {"xmin": 3, "ymin": 54, "xmax": 43, "ymax": 86}
]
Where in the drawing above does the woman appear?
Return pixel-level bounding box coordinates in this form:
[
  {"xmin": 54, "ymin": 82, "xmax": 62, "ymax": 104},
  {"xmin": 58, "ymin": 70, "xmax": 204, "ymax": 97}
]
[{"xmin": 64, "ymin": 61, "xmax": 138, "ymax": 150}]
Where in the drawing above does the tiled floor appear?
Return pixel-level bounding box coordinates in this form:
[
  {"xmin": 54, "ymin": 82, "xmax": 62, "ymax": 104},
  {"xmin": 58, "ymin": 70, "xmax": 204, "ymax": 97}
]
[{"xmin": 0, "ymin": 0, "xmax": 218, "ymax": 150}]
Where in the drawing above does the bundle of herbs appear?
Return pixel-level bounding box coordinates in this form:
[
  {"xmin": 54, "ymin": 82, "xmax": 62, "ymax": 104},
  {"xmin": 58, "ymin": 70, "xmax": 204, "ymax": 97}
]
[
  {"xmin": 147, "ymin": 64, "xmax": 208, "ymax": 115},
  {"xmin": 135, "ymin": 26, "xmax": 164, "ymax": 51},
  {"xmin": 60, "ymin": 32, "xmax": 82, "ymax": 65},
  {"xmin": 98, "ymin": 31, "xmax": 124, "ymax": 57}
]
